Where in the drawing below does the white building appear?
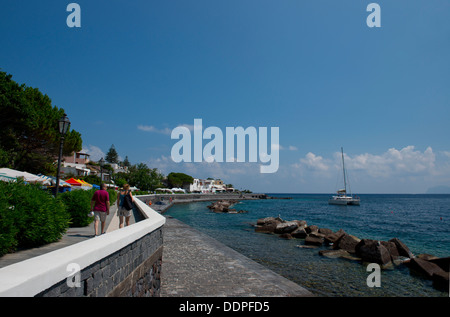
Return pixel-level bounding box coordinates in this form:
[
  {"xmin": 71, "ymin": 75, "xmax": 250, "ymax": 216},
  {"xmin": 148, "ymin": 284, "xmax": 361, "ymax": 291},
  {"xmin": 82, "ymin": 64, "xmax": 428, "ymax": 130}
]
[
  {"xmin": 188, "ymin": 178, "xmax": 230, "ymax": 193},
  {"xmin": 59, "ymin": 151, "xmax": 112, "ymax": 182}
]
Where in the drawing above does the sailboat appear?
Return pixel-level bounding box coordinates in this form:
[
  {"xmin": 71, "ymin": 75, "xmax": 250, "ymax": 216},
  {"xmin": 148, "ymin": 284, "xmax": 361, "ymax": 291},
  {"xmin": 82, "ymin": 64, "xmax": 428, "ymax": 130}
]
[{"xmin": 328, "ymin": 147, "xmax": 360, "ymax": 206}]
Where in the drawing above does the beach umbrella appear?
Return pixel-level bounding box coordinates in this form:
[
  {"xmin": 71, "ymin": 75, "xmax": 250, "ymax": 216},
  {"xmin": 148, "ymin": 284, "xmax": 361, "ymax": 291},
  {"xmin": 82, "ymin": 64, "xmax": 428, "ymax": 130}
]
[
  {"xmin": 0, "ymin": 173, "xmax": 17, "ymax": 182},
  {"xmin": 0, "ymin": 168, "xmax": 43, "ymax": 183},
  {"xmin": 37, "ymin": 174, "xmax": 72, "ymax": 187},
  {"xmin": 77, "ymin": 179, "xmax": 92, "ymax": 187},
  {"xmin": 65, "ymin": 178, "xmax": 83, "ymax": 186}
]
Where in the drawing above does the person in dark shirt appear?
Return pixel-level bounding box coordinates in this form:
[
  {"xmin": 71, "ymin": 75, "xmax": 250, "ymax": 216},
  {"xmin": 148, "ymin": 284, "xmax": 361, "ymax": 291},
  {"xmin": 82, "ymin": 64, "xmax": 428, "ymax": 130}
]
[{"xmin": 90, "ymin": 183, "xmax": 110, "ymax": 236}]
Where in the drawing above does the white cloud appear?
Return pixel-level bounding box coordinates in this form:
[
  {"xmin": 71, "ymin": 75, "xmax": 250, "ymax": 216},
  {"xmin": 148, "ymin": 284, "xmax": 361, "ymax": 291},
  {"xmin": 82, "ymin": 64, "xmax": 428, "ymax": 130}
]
[
  {"xmin": 137, "ymin": 125, "xmax": 172, "ymax": 135},
  {"xmin": 141, "ymin": 146, "xmax": 450, "ymax": 193},
  {"xmin": 294, "ymin": 146, "xmax": 439, "ymax": 178},
  {"xmin": 299, "ymin": 152, "xmax": 330, "ymax": 171},
  {"xmin": 344, "ymin": 146, "xmax": 436, "ymax": 177},
  {"xmin": 271, "ymin": 145, "xmax": 297, "ymax": 151},
  {"xmin": 82, "ymin": 145, "xmax": 105, "ymax": 162},
  {"xmin": 137, "ymin": 123, "xmax": 195, "ymax": 135}
]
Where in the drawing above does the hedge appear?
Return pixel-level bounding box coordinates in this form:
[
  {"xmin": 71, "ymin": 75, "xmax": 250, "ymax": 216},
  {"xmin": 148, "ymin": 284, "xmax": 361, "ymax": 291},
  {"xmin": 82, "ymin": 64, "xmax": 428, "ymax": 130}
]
[
  {"xmin": 0, "ymin": 181, "xmax": 70, "ymax": 256},
  {"xmin": 0, "ymin": 182, "xmax": 118, "ymax": 257},
  {"xmin": 60, "ymin": 188, "xmax": 117, "ymax": 227}
]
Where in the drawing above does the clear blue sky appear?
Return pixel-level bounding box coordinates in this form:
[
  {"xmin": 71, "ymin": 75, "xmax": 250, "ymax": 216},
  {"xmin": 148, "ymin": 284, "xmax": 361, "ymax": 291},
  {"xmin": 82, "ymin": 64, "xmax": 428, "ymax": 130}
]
[{"xmin": 1, "ymin": 1, "xmax": 449, "ymax": 193}]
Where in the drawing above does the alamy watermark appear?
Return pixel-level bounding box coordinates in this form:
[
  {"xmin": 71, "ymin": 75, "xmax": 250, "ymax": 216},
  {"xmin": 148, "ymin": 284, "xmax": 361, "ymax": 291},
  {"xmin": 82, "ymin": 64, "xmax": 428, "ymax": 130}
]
[
  {"xmin": 366, "ymin": 263, "xmax": 381, "ymax": 288},
  {"xmin": 171, "ymin": 119, "xmax": 280, "ymax": 173},
  {"xmin": 65, "ymin": 3, "xmax": 381, "ymax": 29},
  {"xmin": 66, "ymin": 262, "xmax": 81, "ymax": 288}
]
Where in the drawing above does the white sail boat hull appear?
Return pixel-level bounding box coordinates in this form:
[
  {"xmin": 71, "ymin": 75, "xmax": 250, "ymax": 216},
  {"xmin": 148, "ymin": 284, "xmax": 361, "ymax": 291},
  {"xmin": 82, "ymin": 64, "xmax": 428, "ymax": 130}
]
[
  {"xmin": 328, "ymin": 196, "xmax": 360, "ymax": 205},
  {"xmin": 329, "ymin": 147, "xmax": 360, "ymax": 206}
]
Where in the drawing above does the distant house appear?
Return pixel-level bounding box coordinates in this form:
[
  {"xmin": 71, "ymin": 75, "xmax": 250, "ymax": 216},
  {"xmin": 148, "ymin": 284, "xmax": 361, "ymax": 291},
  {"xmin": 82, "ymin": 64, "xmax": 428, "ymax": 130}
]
[
  {"xmin": 60, "ymin": 151, "xmax": 110, "ymax": 182},
  {"xmin": 87, "ymin": 165, "xmax": 110, "ymax": 182},
  {"xmin": 110, "ymin": 163, "xmax": 129, "ymax": 174},
  {"xmin": 63, "ymin": 152, "xmax": 90, "ymax": 165},
  {"xmin": 188, "ymin": 178, "xmax": 230, "ymax": 193}
]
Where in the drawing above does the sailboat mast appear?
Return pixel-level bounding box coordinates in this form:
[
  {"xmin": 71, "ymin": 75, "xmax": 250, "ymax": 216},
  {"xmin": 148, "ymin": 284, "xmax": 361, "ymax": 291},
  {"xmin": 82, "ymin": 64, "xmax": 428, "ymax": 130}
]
[{"xmin": 341, "ymin": 147, "xmax": 347, "ymax": 193}]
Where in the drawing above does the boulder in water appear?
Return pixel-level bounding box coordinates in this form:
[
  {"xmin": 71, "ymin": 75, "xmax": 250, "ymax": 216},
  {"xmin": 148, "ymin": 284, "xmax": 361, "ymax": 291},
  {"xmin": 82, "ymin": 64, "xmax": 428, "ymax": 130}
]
[
  {"xmin": 274, "ymin": 221, "xmax": 299, "ymax": 234},
  {"xmin": 324, "ymin": 229, "xmax": 346, "ymax": 245},
  {"xmin": 291, "ymin": 227, "xmax": 307, "ymax": 239},
  {"xmin": 355, "ymin": 239, "xmax": 391, "ymax": 266},
  {"xmin": 305, "ymin": 225, "xmax": 319, "ymax": 234},
  {"xmin": 389, "ymin": 238, "xmax": 413, "ymax": 258},
  {"xmin": 334, "ymin": 234, "xmax": 360, "ymax": 253},
  {"xmin": 305, "ymin": 235, "xmax": 324, "ymax": 246}
]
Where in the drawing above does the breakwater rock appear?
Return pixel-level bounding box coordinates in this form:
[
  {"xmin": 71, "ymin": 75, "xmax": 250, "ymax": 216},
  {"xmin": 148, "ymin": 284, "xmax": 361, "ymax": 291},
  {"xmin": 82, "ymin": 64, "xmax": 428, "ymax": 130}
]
[
  {"xmin": 254, "ymin": 216, "xmax": 449, "ymax": 292},
  {"xmin": 207, "ymin": 200, "xmax": 248, "ymax": 214}
]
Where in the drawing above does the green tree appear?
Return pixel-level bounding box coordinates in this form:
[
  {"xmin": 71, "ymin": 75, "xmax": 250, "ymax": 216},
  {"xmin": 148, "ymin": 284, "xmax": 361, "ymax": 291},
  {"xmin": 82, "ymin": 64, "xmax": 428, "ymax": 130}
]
[
  {"xmin": 123, "ymin": 156, "xmax": 131, "ymax": 167},
  {"xmin": 128, "ymin": 163, "xmax": 164, "ymax": 191},
  {"xmin": 105, "ymin": 144, "xmax": 119, "ymax": 164},
  {"xmin": 0, "ymin": 71, "xmax": 82, "ymax": 174},
  {"xmin": 167, "ymin": 172, "xmax": 194, "ymax": 188}
]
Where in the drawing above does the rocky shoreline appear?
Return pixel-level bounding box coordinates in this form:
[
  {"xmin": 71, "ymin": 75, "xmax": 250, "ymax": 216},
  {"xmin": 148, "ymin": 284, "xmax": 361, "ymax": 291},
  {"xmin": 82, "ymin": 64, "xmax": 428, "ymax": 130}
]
[
  {"xmin": 255, "ymin": 216, "xmax": 449, "ymax": 292},
  {"xmin": 207, "ymin": 200, "xmax": 248, "ymax": 214}
]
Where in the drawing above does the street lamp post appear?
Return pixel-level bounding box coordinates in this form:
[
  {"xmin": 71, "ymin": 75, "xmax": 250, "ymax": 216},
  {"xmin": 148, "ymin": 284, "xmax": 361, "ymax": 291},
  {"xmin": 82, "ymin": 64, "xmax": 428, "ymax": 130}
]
[
  {"xmin": 99, "ymin": 157, "xmax": 105, "ymax": 185},
  {"xmin": 55, "ymin": 113, "xmax": 71, "ymax": 197}
]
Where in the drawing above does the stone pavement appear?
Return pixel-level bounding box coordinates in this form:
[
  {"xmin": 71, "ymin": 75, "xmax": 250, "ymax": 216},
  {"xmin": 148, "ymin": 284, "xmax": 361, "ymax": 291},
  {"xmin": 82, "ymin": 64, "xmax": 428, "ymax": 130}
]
[{"xmin": 160, "ymin": 216, "xmax": 312, "ymax": 297}]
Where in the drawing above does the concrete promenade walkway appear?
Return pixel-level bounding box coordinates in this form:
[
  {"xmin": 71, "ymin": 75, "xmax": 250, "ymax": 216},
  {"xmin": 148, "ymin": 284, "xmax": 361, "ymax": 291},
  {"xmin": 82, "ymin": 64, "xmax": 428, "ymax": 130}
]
[
  {"xmin": 160, "ymin": 216, "xmax": 312, "ymax": 297},
  {"xmin": 0, "ymin": 200, "xmax": 312, "ymax": 297}
]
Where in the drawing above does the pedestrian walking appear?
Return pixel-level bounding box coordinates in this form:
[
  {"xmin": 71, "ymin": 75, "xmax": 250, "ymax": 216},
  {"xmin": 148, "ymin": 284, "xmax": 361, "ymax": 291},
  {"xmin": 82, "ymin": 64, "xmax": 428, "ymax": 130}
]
[
  {"xmin": 117, "ymin": 184, "xmax": 134, "ymax": 228},
  {"xmin": 91, "ymin": 183, "xmax": 110, "ymax": 236}
]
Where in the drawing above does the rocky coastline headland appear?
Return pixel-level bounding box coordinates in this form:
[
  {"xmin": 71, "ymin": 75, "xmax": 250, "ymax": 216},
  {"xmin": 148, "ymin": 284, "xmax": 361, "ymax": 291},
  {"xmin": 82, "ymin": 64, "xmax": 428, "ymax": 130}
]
[
  {"xmin": 207, "ymin": 200, "xmax": 248, "ymax": 214},
  {"xmin": 255, "ymin": 216, "xmax": 449, "ymax": 292}
]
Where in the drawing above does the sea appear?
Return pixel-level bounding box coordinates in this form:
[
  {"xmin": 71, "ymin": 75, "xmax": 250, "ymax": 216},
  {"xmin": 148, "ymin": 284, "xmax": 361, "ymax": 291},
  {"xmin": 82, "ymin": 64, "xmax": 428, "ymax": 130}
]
[{"xmin": 164, "ymin": 194, "xmax": 450, "ymax": 297}]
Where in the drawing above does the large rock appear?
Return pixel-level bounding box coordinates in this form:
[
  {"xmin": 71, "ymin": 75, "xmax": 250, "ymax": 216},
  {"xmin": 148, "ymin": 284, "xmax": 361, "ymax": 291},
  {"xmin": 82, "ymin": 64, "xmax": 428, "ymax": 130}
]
[
  {"xmin": 356, "ymin": 239, "xmax": 391, "ymax": 265},
  {"xmin": 291, "ymin": 227, "xmax": 307, "ymax": 239},
  {"xmin": 429, "ymin": 257, "xmax": 450, "ymax": 272},
  {"xmin": 255, "ymin": 217, "xmax": 281, "ymax": 234},
  {"xmin": 255, "ymin": 222, "xmax": 278, "ymax": 234},
  {"xmin": 389, "ymin": 238, "xmax": 413, "ymax": 258},
  {"xmin": 416, "ymin": 254, "xmax": 439, "ymax": 261},
  {"xmin": 305, "ymin": 235, "xmax": 324, "ymax": 246},
  {"xmin": 309, "ymin": 232, "xmax": 326, "ymax": 239},
  {"xmin": 408, "ymin": 257, "xmax": 449, "ymax": 292},
  {"xmin": 318, "ymin": 228, "xmax": 334, "ymax": 235},
  {"xmin": 256, "ymin": 217, "xmax": 280, "ymax": 226},
  {"xmin": 279, "ymin": 233, "xmax": 293, "ymax": 240},
  {"xmin": 380, "ymin": 241, "xmax": 400, "ymax": 259},
  {"xmin": 207, "ymin": 200, "xmax": 239, "ymax": 213},
  {"xmin": 324, "ymin": 229, "xmax": 346, "ymax": 245},
  {"xmin": 333, "ymin": 234, "xmax": 360, "ymax": 253},
  {"xmin": 408, "ymin": 257, "xmax": 446, "ymax": 279},
  {"xmin": 274, "ymin": 221, "xmax": 299, "ymax": 234},
  {"xmin": 432, "ymin": 270, "xmax": 449, "ymax": 292},
  {"xmin": 305, "ymin": 225, "xmax": 319, "ymax": 234}
]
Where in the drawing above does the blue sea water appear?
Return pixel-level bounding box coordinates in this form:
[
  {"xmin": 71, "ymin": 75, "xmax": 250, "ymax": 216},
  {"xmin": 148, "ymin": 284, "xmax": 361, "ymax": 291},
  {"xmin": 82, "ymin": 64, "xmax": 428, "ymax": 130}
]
[{"xmin": 164, "ymin": 194, "xmax": 450, "ymax": 297}]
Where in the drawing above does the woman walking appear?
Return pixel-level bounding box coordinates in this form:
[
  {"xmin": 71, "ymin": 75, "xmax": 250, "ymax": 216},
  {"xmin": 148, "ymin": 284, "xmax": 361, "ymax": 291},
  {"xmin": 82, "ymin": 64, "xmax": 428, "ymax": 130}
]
[{"xmin": 117, "ymin": 184, "xmax": 134, "ymax": 228}]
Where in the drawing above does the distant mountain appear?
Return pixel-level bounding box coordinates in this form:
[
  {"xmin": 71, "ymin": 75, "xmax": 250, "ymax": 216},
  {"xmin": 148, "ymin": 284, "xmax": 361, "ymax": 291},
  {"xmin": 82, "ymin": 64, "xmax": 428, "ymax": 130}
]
[{"xmin": 426, "ymin": 185, "xmax": 450, "ymax": 194}]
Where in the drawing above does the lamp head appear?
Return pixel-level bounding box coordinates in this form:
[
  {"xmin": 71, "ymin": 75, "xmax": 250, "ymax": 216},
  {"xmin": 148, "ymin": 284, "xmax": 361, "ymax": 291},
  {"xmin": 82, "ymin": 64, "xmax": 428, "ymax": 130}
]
[{"xmin": 58, "ymin": 113, "xmax": 71, "ymax": 136}]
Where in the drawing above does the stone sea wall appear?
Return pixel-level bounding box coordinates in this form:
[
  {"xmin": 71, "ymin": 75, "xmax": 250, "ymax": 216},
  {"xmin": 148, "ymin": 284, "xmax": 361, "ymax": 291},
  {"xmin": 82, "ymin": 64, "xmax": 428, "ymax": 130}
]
[
  {"xmin": 0, "ymin": 197, "xmax": 165, "ymax": 297},
  {"xmin": 37, "ymin": 228, "xmax": 163, "ymax": 297}
]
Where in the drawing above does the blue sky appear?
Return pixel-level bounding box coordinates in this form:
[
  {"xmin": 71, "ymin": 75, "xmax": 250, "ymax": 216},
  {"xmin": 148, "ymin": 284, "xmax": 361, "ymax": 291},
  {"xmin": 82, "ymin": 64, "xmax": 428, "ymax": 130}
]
[{"xmin": 1, "ymin": 1, "xmax": 449, "ymax": 193}]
